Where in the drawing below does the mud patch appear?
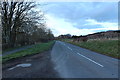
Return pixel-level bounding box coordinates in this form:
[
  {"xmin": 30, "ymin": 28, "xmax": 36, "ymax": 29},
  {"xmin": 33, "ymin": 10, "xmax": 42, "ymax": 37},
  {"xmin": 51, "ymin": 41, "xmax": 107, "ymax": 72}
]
[{"xmin": 2, "ymin": 50, "xmax": 60, "ymax": 78}]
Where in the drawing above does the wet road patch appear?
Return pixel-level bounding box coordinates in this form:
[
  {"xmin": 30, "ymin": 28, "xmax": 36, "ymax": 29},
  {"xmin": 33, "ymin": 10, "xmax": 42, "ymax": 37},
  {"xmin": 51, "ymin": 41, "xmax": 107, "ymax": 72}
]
[{"xmin": 8, "ymin": 63, "xmax": 32, "ymax": 70}]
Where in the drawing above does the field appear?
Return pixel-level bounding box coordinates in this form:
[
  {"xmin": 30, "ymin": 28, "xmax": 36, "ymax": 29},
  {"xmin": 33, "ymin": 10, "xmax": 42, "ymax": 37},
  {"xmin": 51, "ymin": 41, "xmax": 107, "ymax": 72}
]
[
  {"xmin": 62, "ymin": 39, "xmax": 119, "ymax": 59},
  {"xmin": 3, "ymin": 41, "xmax": 55, "ymax": 63}
]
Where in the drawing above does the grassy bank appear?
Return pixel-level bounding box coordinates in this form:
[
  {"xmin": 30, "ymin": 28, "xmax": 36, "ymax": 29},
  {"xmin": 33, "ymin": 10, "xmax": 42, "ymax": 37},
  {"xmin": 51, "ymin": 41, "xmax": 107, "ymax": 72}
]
[
  {"xmin": 3, "ymin": 46, "xmax": 25, "ymax": 53},
  {"xmin": 3, "ymin": 41, "xmax": 55, "ymax": 63},
  {"xmin": 62, "ymin": 39, "xmax": 119, "ymax": 59}
]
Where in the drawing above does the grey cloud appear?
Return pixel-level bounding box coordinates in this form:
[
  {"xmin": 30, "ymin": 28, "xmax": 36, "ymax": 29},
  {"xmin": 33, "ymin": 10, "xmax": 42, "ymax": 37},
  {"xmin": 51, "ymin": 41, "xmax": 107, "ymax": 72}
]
[
  {"xmin": 45, "ymin": 2, "xmax": 117, "ymax": 21},
  {"xmin": 74, "ymin": 24, "xmax": 104, "ymax": 29},
  {"xmin": 43, "ymin": 2, "xmax": 118, "ymax": 29}
]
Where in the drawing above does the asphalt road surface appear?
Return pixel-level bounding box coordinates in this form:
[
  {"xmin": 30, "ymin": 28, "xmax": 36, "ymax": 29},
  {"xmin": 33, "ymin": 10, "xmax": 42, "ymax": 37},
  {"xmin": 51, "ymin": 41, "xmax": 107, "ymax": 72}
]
[
  {"xmin": 3, "ymin": 41, "xmax": 119, "ymax": 78},
  {"xmin": 51, "ymin": 41, "xmax": 119, "ymax": 78}
]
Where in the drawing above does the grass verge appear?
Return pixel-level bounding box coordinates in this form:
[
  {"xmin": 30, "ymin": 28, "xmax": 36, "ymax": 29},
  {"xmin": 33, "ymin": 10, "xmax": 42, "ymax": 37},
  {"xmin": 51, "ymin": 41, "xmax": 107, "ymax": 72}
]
[
  {"xmin": 62, "ymin": 39, "xmax": 119, "ymax": 59},
  {"xmin": 3, "ymin": 45, "xmax": 33, "ymax": 53},
  {"xmin": 3, "ymin": 41, "xmax": 55, "ymax": 63}
]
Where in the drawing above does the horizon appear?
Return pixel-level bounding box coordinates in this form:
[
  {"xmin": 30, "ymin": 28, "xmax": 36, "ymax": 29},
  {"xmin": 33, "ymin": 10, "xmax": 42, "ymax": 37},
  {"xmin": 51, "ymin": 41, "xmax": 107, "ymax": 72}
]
[
  {"xmin": 36, "ymin": 2, "xmax": 118, "ymax": 37},
  {"xmin": 55, "ymin": 29, "xmax": 119, "ymax": 37}
]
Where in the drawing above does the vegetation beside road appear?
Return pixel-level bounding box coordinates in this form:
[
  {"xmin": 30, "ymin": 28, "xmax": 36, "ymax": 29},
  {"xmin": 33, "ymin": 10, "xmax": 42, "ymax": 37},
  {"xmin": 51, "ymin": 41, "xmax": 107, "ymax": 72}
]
[
  {"xmin": 3, "ymin": 45, "xmax": 31, "ymax": 54},
  {"xmin": 62, "ymin": 39, "xmax": 119, "ymax": 59},
  {"xmin": 3, "ymin": 41, "xmax": 55, "ymax": 63}
]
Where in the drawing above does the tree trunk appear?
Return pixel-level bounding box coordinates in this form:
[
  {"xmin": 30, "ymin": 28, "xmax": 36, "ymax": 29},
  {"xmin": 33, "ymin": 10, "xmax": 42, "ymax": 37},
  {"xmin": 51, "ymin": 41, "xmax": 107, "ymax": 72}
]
[{"xmin": 10, "ymin": 29, "xmax": 16, "ymax": 47}]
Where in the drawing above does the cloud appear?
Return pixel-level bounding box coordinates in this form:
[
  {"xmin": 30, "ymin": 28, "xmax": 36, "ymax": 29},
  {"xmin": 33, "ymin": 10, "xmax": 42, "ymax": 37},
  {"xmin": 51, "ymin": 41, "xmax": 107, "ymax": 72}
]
[
  {"xmin": 84, "ymin": 19, "xmax": 118, "ymax": 30},
  {"xmin": 45, "ymin": 14, "xmax": 83, "ymax": 36},
  {"xmin": 42, "ymin": 2, "xmax": 118, "ymax": 32},
  {"xmin": 45, "ymin": 14, "xmax": 118, "ymax": 37},
  {"xmin": 39, "ymin": 2, "xmax": 118, "ymax": 36},
  {"xmin": 44, "ymin": 2, "xmax": 118, "ymax": 22}
]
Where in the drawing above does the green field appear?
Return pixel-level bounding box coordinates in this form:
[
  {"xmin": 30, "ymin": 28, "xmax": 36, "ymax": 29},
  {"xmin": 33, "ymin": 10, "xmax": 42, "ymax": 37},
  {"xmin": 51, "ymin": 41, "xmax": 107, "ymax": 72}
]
[
  {"xmin": 3, "ymin": 41, "xmax": 55, "ymax": 63},
  {"xmin": 62, "ymin": 39, "xmax": 119, "ymax": 59}
]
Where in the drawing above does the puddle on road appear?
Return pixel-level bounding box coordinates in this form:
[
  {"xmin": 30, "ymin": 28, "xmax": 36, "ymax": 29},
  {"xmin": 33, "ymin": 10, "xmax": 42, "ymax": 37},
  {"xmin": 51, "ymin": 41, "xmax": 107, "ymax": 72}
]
[{"xmin": 8, "ymin": 63, "xmax": 32, "ymax": 70}]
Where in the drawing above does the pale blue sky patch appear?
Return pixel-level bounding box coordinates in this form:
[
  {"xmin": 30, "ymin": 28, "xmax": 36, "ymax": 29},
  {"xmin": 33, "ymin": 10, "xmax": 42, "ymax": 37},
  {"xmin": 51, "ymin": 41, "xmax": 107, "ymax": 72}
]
[{"xmin": 38, "ymin": 2, "xmax": 118, "ymax": 36}]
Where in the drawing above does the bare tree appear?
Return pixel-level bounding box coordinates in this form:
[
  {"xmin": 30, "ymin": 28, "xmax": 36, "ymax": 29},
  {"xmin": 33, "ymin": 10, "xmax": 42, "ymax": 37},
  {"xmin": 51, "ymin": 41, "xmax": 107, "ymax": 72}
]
[
  {"xmin": 1, "ymin": 1, "xmax": 37, "ymax": 47},
  {"xmin": 1, "ymin": 1, "xmax": 54, "ymax": 49}
]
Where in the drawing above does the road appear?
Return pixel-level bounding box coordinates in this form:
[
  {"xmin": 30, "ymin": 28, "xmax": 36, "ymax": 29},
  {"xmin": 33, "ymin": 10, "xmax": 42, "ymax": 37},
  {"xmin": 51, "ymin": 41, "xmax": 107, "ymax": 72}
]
[
  {"xmin": 51, "ymin": 41, "xmax": 119, "ymax": 78},
  {"xmin": 2, "ymin": 41, "xmax": 119, "ymax": 78}
]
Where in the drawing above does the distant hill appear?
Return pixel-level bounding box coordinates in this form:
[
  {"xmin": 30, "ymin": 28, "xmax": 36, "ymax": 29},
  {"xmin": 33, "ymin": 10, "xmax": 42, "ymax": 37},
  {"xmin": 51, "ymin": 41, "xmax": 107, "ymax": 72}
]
[{"xmin": 87, "ymin": 30, "xmax": 120, "ymax": 40}]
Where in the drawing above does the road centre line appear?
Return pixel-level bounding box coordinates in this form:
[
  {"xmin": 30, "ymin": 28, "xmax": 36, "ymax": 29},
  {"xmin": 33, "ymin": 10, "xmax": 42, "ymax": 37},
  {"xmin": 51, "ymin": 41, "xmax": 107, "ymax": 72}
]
[
  {"xmin": 68, "ymin": 47, "xmax": 72, "ymax": 50},
  {"xmin": 77, "ymin": 53, "xmax": 104, "ymax": 67},
  {"xmin": 60, "ymin": 41, "xmax": 103, "ymax": 67}
]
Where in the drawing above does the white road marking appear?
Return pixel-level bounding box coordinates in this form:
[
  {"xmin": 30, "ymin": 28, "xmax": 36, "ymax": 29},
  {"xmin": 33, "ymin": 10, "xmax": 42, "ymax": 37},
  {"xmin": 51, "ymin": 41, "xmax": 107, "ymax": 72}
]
[
  {"xmin": 77, "ymin": 53, "xmax": 104, "ymax": 67},
  {"xmin": 68, "ymin": 47, "xmax": 72, "ymax": 50}
]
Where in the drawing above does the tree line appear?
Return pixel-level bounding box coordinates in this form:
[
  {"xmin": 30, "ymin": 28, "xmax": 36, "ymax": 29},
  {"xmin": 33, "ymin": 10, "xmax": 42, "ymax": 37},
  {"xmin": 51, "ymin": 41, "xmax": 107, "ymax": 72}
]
[{"xmin": 0, "ymin": 1, "xmax": 54, "ymax": 50}]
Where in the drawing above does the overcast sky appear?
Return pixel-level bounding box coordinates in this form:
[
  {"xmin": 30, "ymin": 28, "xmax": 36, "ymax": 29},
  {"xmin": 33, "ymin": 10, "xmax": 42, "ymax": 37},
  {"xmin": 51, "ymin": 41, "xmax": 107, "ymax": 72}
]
[{"xmin": 39, "ymin": 2, "xmax": 118, "ymax": 37}]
